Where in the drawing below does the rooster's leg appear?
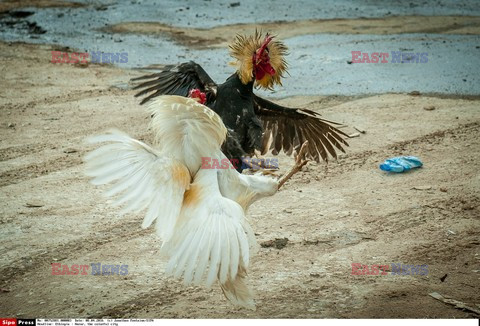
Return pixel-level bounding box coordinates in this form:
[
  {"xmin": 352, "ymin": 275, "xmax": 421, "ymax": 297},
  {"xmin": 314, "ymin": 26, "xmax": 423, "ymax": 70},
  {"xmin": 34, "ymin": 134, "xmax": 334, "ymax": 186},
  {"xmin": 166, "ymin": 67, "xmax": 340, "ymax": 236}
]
[{"xmin": 277, "ymin": 141, "xmax": 309, "ymax": 189}]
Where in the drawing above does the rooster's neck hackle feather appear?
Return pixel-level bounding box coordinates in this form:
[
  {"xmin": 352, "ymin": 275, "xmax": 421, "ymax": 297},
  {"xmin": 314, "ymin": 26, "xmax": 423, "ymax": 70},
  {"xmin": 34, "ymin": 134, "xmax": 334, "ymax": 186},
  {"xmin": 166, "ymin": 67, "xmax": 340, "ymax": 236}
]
[
  {"xmin": 147, "ymin": 95, "xmax": 227, "ymax": 174},
  {"xmin": 229, "ymin": 30, "xmax": 288, "ymax": 90}
]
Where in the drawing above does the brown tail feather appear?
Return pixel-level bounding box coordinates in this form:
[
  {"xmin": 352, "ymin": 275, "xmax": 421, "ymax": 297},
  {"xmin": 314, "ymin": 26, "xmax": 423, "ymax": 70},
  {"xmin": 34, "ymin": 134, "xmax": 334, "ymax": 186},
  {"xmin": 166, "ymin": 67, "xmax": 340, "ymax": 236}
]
[{"xmin": 219, "ymin": 266, "xmax": 256, "ymax": 310}]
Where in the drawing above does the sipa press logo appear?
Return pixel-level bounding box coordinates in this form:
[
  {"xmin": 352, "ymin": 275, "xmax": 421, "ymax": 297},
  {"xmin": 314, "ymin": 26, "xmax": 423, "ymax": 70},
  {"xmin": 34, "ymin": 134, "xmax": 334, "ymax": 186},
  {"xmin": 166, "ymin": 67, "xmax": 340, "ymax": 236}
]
[
  {"xmin": 351, "ymin": 263, "xmax": 428, "ymax": 275},
  {"xmin": 1, "ymin": 319, "xmax": 36, "ymax": 326},
  {"xmin": 51, "ymin": 263, "xmax": 128, "ymax": 275}
]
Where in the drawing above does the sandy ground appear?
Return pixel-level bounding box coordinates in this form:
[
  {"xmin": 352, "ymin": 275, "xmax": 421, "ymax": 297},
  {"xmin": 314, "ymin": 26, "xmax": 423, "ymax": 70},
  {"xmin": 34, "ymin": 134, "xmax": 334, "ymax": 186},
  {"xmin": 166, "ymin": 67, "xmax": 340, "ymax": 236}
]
[
  {"xmin": 0, "ymin": 2, "xmax": 479, "ymax": 318},
  {"xmin": 1, "ymin": 40, "xmax": 479, "ymax": 319}
]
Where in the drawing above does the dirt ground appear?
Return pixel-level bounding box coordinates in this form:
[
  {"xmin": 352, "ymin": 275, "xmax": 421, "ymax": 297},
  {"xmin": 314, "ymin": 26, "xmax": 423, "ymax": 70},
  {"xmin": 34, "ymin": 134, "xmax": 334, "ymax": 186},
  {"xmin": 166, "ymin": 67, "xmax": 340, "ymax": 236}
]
[{"xmin": 1, "ymin": 16, "xmax": 480, "ymax": 318}]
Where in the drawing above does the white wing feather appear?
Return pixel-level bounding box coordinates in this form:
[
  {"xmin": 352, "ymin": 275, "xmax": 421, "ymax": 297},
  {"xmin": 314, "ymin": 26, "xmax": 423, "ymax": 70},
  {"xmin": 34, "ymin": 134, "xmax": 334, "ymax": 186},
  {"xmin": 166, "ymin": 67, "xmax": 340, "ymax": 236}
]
[{"xmin": 84, "ymin": 129, "xmax": 190, "ymax": 242}]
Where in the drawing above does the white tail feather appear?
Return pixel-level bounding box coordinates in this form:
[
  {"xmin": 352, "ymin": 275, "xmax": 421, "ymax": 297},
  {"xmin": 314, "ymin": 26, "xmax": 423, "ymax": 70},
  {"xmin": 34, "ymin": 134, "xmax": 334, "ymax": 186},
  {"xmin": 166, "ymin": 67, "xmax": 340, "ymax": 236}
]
[{"xmin": 163, "ymin": 168, "xmax": 254, "ymax": 298}]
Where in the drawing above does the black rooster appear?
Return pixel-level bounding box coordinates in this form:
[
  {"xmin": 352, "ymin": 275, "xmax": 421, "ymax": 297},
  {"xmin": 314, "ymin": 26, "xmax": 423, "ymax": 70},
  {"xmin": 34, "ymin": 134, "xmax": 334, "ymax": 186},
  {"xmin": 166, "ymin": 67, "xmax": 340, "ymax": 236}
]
[{"xmin": 132, "ymin": 31, "xmax": 348, "ymax": 170}]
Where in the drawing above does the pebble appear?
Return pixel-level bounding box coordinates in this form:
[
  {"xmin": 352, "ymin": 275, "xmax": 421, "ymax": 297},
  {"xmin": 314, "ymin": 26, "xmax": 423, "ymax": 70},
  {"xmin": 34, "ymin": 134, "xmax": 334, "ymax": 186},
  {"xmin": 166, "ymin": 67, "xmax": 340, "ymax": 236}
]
[
  {"xmin": 25, "ymin": 202, "xmax": 44, "ymax": 208},
  {"xmin": 413, "ymin": 186, "xmax": 432, "ymax": 190}
]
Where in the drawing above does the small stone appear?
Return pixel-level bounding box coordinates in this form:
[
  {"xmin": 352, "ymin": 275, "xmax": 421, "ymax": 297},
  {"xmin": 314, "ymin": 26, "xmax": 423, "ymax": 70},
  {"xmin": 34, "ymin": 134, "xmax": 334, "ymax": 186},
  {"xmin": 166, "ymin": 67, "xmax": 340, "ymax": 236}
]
[
  {"xmin": 409, "ymin": 91, "xmax": 421, "ymax": 96},
  {"xmin": 413, "ymin": 186, "xmax": 432, "ymax": 190},
  {"xmin": 354, "ymin": 126, "xmax": 366, "ymax": 134},
  {"xmin": 260, "ymin": 238, "xmax": 289, "ymax": 249},
  {"xmin": 63, "ymin": 148, "xmax": 78, "ymax": 154},
  {"xmin": 25, "ymin": 202, "xmax": 43, "ymax": 208},
  {"xmin": 439, "ymin": 187, "xmax": 447, "ymax": 192},
  {"xmin": 423, "ymin": 105, "xmax": 436, "ymax": 111},
  {"xmin": 7, "ymin": 123, "xmax": 15, "ymax": 128}
]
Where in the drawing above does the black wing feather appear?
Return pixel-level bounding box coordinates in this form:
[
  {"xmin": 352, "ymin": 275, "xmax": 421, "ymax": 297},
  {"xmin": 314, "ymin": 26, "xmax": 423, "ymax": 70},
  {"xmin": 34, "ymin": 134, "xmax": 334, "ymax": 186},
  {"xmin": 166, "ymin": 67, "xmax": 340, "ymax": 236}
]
[
  {"xmin": 131, "ymin": 61, "xmax": 217, "ymax": 105},
  {"xmin": 253, "ymin": 94, "xmax": 349, "ymax": 162}
]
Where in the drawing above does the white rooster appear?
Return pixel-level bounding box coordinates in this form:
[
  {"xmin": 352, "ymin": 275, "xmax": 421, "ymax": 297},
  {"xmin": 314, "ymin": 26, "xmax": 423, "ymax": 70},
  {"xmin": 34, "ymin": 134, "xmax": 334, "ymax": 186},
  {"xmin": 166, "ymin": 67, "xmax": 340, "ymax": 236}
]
[{"xmin": 84, "ymin": 91, "xmax": 308, "ymax": 309}]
